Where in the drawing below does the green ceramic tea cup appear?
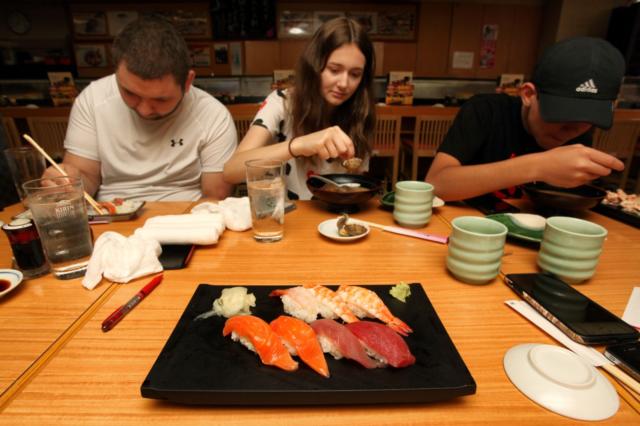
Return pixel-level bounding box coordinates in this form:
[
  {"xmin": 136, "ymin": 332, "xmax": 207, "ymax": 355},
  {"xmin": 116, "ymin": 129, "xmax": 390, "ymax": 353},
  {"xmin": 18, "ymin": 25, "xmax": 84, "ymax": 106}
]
[
  {"xmin": 393, "ymin": 181, "xmax": 434, "ymax": 228},
  {"xmin": 537, "ymin": 216, "xmax": 607, "ymax": 283},
  {"xmin": 446, "ymin": 216, "xmax": 508, "ymax": 285}
]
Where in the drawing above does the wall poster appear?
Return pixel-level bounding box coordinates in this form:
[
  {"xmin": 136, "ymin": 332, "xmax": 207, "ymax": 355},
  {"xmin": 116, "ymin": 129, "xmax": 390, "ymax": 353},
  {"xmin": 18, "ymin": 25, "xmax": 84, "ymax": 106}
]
[{"xmin": 479, "ymin": 24, "xmax": 498, "ymax": 69}]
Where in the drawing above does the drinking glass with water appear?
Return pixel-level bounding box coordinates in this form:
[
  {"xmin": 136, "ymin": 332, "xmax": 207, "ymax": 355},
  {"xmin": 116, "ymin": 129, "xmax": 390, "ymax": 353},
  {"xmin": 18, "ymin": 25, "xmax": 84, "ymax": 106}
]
[
  {"xmin": 245, "ymin": 159, "xmax": 285, "ymax": 243},
  {"xmin": 22, "ymin": 177, "xmax": 93, "ymax": 279}
]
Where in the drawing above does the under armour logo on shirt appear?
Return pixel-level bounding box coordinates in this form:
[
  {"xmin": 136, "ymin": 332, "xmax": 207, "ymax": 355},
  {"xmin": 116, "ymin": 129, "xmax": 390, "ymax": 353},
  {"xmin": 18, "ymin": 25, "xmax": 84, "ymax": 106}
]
[
  {"xmin": 576, "ymin": 79, "xmax": 598, "ymax": 94},
  {"xmin": 170, "ymin": 138, "xmax": 184, "ymax": 147}
]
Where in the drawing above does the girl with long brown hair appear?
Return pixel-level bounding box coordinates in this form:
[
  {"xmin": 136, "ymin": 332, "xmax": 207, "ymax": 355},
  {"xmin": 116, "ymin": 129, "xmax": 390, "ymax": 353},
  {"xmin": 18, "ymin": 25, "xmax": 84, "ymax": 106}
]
[{"xmin": 223, "ymin": 17, "xmax": 376, "ymax": 199}]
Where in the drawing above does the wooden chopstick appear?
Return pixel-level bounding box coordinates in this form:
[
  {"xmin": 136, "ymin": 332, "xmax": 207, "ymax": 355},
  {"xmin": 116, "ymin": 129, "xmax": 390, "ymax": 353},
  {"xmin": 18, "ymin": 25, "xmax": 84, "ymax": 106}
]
[
  {"xmin": 22, "ymin": 133, "xmax": 106, "ymax": 215},
  {"xmin": 602, "ymin": 363, "xmax": 640, "ymax": 397},
  {"xmin": 602, "ymin": 368, "xmax": 640, "ymax": 414}
]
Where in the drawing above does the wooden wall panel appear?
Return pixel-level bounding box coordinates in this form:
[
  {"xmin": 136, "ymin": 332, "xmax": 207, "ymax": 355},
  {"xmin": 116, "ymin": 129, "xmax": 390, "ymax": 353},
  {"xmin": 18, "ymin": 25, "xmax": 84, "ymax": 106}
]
[
  {"xmin": 382, "ymin": 43, "xmax": 417, "ymax": 75},
  {"xmin": 507, "ymin": 4, "xmax": 542, "ymax": 77},
  {"xmin": 415, "ymin": 2, "xmax": 452, "ymax": 77},
  {"xmin": 475, "ymin": 4, "xmax": 515, "ymax": 80},
  {"xmin": 279, "ymin": 39, "xmax": 308, "ymax": 70},
  {"xmin": 244, "ymin": 41, "xmax": 280, "ymax": 75},
  {"xmin": 447, "ymin": 3, "xmax": 483, "ymax": 78}
]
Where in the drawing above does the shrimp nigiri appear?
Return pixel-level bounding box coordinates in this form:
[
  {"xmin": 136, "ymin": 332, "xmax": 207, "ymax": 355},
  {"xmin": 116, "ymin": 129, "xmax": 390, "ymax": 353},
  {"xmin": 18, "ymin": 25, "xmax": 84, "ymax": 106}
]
[
  {"xmin": 337, "ymin": 285, "xmax": 413, "ymax": 336},
  {"xmin": 223, "ymin": 315, "xmax": 298, "ymax": 372},
  {"xmin": 270, "ymin": 315, "xmax": 330, "ymax": 378},
  {"xmin": 305, "ymin": 284, "xmax": 359, "ymax": 324}
]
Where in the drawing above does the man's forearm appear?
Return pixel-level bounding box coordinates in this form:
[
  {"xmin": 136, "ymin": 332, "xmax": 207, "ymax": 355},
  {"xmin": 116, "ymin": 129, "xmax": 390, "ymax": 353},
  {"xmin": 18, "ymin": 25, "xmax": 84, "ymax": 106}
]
[{"xmin": 427, "ymin": 154, "xmax": 540, "ymax": 201}]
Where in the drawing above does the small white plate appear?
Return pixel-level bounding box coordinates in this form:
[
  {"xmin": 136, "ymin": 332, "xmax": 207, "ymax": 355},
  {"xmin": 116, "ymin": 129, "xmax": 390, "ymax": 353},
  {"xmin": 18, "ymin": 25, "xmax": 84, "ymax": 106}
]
[
  {"xmin": 318, "ymin": 218, "xmax": 370, "ymax": 242},
  {"xmin": 432, "ymin": 196, "xmax": 445, "ymax": 208},
  {"xmin": 504, "ymin": 343, "xmax": 618, "ymax": 421},
  {"xmin": 0, "ymin": 269, "xmax": 24, "ymax": 298}
]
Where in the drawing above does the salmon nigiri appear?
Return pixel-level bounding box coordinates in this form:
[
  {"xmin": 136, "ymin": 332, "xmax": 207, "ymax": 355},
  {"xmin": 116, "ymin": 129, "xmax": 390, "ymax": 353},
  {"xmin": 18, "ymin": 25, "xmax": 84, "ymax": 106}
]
[
  {"xmin": 270, "ymin": 315, "xmax": 330, "ymax": 378},
  {"xmin": 223, "ymin": 315, "xmax": 298, "ymax": 372}
]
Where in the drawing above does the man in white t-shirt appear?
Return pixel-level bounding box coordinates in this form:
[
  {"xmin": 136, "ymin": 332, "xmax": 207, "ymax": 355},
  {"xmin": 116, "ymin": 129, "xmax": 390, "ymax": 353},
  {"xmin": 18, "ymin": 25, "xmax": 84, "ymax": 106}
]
[{"xmin": 43, "ymin": 16, "xmax": 237, "ymax": 201}]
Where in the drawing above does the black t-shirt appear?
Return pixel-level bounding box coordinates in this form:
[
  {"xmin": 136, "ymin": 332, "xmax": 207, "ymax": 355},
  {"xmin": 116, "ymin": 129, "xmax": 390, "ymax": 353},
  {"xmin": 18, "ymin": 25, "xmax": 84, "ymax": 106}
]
[{"xmin": 437, "ymin": 93, "xmax": 592, "ymax": 198}]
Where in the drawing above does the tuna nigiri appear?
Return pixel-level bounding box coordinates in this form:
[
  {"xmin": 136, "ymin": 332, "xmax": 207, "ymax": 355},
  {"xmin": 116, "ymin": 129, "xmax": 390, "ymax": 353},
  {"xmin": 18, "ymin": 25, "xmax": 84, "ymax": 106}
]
[
  {"xmin": 310, "ymin": 319, "xmax": 378, "ymax": 369},
  {"xmin": 337, "ymin": 285, "xmax": 413, "ymax": 336},
  {"xmin": 270, "ymin": 316, "xmax": 330, "ymax": 378},
  {"xmin": 223, "ymin": 315, "xmax": 298, "ymax": 372},
  {"xmin": 346, "ymin": 321, "xmax": 416, "ymax": 368}
]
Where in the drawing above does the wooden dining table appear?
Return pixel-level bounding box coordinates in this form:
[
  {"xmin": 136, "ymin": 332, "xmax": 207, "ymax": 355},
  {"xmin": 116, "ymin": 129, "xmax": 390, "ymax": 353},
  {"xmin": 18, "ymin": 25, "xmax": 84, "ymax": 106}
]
[{"xmin": 0, "ymin": 198, "xmax": 638, "ymax": 425}]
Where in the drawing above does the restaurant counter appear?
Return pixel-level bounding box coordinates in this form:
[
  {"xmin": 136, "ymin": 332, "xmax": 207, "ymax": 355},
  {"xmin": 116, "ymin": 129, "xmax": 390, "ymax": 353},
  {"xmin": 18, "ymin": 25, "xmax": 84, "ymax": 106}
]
[{"xmin": 0, "ymin": 199, "xmax": 638, "ymax": 424}]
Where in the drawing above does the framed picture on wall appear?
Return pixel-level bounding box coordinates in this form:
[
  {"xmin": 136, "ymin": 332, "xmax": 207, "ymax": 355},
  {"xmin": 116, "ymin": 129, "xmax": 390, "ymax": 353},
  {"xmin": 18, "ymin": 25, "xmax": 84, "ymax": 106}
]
[
  {"xmin": 279, "ymin": 10, "xmax": 314, "ymax": 38},
  {"xmin": 157, "ymin": 10, "xmax": 210, "ymax": 38},
  {"xmin": 75, "ymin": 44, "xmax": 109, "ymax": 68},
  {"xmin": 214, "ymin": 43, "xmax": 229, "ymax": 65},
  {"xmin": 313, "ymin": 11, "xmax": 344, "ymax": 30},
  {"xmin": 73, "ymin": 12, "xmax": 108, "ymax": 37},
  {"xmin": 189, "ymin": 44, "xmax": 211, "ymax": 67},
  {"xmin": 346, "ymin": 12, "xmax": 378, "ymax": 34},
  {"xmin": 376, "ymin": 11, "xmax": 416, "ymax": 40},
  {"xmin": 107, "ymin": 11, "xmax": 138, "ymax": 36}
]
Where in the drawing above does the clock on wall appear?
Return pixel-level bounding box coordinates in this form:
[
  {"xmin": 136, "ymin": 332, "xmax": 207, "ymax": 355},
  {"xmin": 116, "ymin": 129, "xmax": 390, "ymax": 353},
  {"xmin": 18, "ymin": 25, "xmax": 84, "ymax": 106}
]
[{"xmin": 7, "ymin": 10, "xmax": 31, "ymax": 35}]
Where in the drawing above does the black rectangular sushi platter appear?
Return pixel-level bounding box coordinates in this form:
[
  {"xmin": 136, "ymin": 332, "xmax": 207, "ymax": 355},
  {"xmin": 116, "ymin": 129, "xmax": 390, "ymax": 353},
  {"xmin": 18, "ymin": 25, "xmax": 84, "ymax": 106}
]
[
  {"xmin": 593, "ymin": 203, "xmax": 640, "ymax": 228},
  {"xmin": 141, "ymin": 283, "xmax": 476, "ymax": 405}
]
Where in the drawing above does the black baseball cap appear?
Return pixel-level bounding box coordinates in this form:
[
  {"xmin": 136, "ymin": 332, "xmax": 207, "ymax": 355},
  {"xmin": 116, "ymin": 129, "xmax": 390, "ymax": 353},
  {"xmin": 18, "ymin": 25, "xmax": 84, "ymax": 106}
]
[{"xmin": 531, "ymin": 37, "xmax": 625, "ymax": 129}]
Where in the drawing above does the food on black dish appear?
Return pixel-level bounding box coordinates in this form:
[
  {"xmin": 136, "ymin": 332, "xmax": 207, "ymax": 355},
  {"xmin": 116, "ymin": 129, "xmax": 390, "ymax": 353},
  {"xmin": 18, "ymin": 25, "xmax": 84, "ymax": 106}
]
[
  {"xmin": 522, "ymin": 182, "xmax": 606, "ymax": 214},
  {"xmin": 306, "ymin": 174, "xmax": 381, "ymax": 213}
]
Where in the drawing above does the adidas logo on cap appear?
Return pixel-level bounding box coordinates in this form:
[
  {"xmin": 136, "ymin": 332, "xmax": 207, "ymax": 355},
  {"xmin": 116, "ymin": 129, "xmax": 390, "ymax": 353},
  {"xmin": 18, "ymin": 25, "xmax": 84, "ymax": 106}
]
[{"xmin": 576, "ymin": 79, "xmax": 598, "ymax": 94}]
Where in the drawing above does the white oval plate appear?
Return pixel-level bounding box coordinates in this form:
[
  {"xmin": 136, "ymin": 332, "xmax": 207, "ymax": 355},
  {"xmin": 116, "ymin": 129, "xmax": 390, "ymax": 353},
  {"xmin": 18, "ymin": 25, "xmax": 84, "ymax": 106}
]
[
  {"xmin": 504, "ymin": 343, "xmax": 618, "ymax": 421},
  {"xmin": 318, "ymin": 218, "xmax": 370, "ymax": 242},
  {"xmin": 0, "ymin": 269, "xmax": 24, "ymax": 298}
]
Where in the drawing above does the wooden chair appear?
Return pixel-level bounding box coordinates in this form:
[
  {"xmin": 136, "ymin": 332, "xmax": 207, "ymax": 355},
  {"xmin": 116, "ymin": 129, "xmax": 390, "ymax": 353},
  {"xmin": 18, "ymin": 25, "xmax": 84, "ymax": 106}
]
[
  {"xmin": 25, "ymin": 117, "xmax": 68, "ymax": 162},
  {"xmin": 371, "ymin": 115, "xmax": 402, "ymax": 186},
  {"xmin": 233, "ymin": 115, "xmax": 255, "ymax": 142},
  {"xmin": 404, "ymin": 115, "xmax": 455, "ymax": 181},
  {"xmin": 592, "ymin": 118, "xmax": 640, "ymax": 191},
  {"xmin": 1, "ymin": 116, "xmax": 22, "ymax": 148}
]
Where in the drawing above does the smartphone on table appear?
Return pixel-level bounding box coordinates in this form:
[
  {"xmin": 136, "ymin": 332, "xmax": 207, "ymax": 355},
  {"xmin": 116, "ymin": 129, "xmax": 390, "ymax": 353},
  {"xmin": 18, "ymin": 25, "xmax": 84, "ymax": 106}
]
[
  {"xmin": 504, "ymin": 273, "xmax": 639, "ymax": 345},
  {"xmin": 604, "ymin": 341, "xmax": 640, "ymax": 382},
  {"xmin": 465, "ymin": 194, "xmax": 520, "ymax": 215}
]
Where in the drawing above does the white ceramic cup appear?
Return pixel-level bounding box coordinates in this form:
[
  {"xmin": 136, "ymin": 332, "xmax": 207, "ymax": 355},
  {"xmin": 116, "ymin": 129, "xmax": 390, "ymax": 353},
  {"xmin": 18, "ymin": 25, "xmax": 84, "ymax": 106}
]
[
  {"xmin": 537, "ymin": 216, "xmax": 607, "ymax": 283},
  {"xmin": 393, "ymin": 181, "xmax": 434, "ymax": 228},
  {"xmin": 446, "ymin": 216, "xmax": 508, "ymax": 285}
]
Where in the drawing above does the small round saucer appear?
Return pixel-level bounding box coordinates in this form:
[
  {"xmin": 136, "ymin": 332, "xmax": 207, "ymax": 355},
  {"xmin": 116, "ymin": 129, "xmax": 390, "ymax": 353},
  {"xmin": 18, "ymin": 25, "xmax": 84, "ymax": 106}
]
[
  {"xmin": 0, "ymin": 269, "xmax": 24, "ymax": 298},
  {"xmin": 504, "ymin": 343, "xmax": 618, "ymax": 421},
  {"xmin": 318, "ymin": 218, "xmax": 370, "ymax": 242}
]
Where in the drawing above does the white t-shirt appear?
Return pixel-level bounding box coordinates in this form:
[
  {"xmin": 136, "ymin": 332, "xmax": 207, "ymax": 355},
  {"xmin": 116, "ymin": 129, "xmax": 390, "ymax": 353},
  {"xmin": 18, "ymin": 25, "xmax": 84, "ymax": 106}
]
[
  {"xmin": 253, "ymin": 89, "xmax": 368, "ymax": 200},
  {"xmin": 65, "ymin": 74, "xmax": 237, "ymax": 201}
]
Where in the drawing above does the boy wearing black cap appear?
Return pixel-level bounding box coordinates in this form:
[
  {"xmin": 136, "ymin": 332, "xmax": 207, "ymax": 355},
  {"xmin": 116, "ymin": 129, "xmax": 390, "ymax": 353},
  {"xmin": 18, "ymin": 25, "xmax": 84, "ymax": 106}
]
[{"xmin": 426, "ymin": 37, "xmax": 626, "ymax": 201}]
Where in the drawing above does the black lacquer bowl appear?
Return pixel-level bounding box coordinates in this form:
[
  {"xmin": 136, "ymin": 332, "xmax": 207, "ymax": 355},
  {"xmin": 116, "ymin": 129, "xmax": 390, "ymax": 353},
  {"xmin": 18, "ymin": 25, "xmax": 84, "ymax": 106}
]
[
  {"xmin": 523, "ymin": 182, "xmax": 606, "ymax": 215},
  {"xmin": 306, "ymin": 174, "xmax": 381, "ymax": 213}
]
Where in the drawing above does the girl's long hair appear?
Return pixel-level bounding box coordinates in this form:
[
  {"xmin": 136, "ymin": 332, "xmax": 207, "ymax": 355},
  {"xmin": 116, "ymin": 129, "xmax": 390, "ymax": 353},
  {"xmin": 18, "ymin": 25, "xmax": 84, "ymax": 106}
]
[{"xmin": 291, "ymin": 17, "xmax": 376, "ymax": 158}]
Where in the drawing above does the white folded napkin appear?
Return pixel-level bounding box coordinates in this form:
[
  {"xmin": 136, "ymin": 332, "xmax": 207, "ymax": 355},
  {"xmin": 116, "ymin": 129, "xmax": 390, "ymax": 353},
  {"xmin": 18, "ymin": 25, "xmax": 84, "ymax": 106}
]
[
  {"xmin": 191, "ymin": 197, "xmax": 252, "ymax": 231},
  {"xmin": 134, "ymin": 213, "xmax": 226, "ymax": 245},
  {"xmin": 82, "ymin": 231, "xmax": 162, "ymax": 290}
]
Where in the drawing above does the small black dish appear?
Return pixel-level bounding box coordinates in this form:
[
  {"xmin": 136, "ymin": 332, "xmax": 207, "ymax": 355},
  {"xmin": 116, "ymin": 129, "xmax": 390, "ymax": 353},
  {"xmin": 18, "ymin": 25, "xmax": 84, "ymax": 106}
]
[
  {"xmin": 306, "ymin": 174, "xmax": 381, "ymax": 213},
  {"xmin": 522, "ymin": 182, "xmax": 606, "ymax": 216}
]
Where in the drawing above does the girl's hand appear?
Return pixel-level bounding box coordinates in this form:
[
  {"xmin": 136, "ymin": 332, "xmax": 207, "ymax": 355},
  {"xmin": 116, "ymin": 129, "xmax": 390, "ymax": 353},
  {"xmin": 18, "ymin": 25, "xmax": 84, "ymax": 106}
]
[{"xmin": 289, "ymin": 126, "xmax": 355, "ymax": 160}]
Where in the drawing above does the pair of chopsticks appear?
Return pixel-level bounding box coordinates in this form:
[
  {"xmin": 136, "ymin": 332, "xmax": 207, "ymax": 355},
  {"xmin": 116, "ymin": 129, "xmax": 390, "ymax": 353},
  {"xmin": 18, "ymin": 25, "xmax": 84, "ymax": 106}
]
[
  {"xmin": 22, "ymin": 134, "xmax": 106, "ymax": 215},
  {"xmin": 349, "ymin": 218, "xmax": 449, "ymax": 244}
]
